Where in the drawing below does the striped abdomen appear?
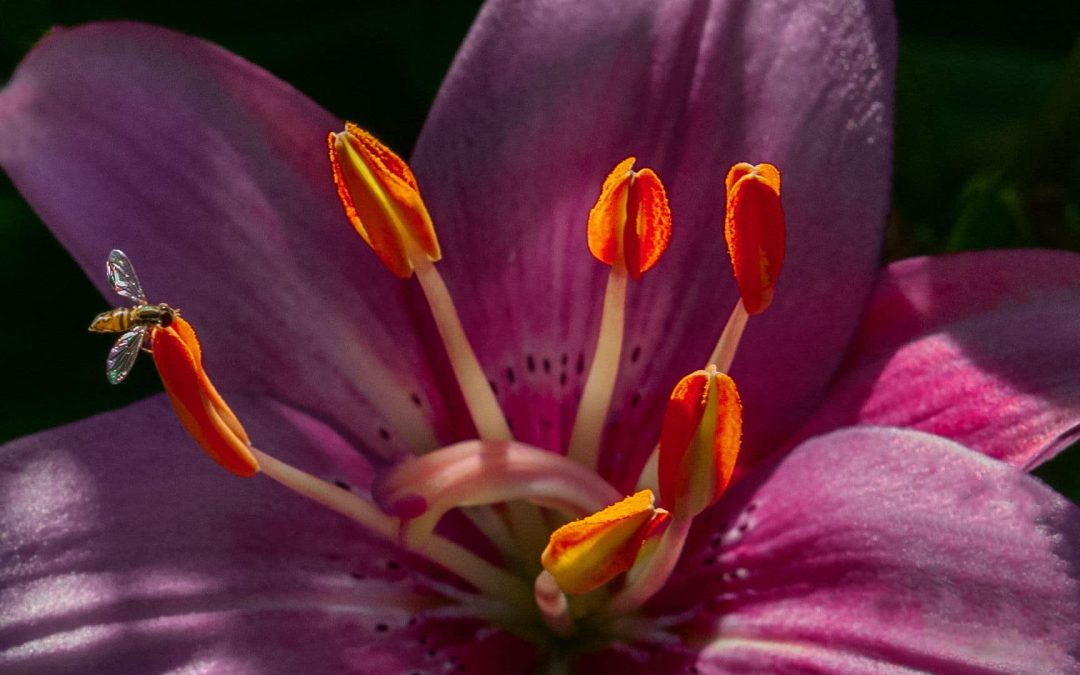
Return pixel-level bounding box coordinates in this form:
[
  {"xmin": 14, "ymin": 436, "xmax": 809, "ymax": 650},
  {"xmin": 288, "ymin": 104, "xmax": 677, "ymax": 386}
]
[{"xmin": 89, "ymin": 304, "xmax": 177, "ymax": 334}]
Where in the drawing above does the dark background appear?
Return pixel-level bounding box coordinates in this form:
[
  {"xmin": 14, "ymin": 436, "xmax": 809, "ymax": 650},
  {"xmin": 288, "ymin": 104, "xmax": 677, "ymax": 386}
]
[{"xmin": 1, "ymin": 2, "xmax": 1078, "ymax": 498}]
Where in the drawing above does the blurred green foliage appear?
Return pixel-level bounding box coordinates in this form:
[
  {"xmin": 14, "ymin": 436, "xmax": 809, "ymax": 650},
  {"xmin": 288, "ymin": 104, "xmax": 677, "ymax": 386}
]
[{"xmin": 1, "ymin": 2, "xmax": 1078, "ymax": 497}]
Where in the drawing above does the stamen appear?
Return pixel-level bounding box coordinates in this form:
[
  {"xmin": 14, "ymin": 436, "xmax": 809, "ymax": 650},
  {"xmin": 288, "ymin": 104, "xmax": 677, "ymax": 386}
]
[
  {"xmin": 634, "ymin": 443, "xmax": 660, "ymax": 494},
  {"xmin": 620, "ymin": 369, "xmax": 742, "ymax": 611},
  {"xmin": 541, "ymin": 490, "xmax": 668, "ymax": 595},
  {"xmin": 250, "ymin": 447, "xmax": 530, "ymax": 604},
  {"xmin": 328, "ymin": 123, "xmax": 440, "ymax": 278},
  {"xmin": 637, "ymin": 163, "xmax": 779, "ymax": 491},
  {"xmin": 567, "ymin": 263, "xmax": 627, "ymax": 469},
  {"xmin": 374, "ymin": 440, "xmax": 623, "ymax": 548},
  {"xmin": 605, "ymin": 516, "xmax": 693, "ymax": 615},
  {"xmin": 658, "ymin": 367, "xmax": 742, "ymax": 520},
  {"xmin": 569, "ymin": 159, "xmax": 672, "ymax": 469},
  {"xmin": 151, "ymin": 318, "xmax": 258, "ymax": 477},
  {"xmin": 410, "ymin": 251, "xmax": 513, "ymax": 441},
  {"xmin": 585, "ymin": 158, "xmax": 672, "ymax": 281},
  {"xmin": 329, "ymin": 123, "xmax": 511, "ymax": 442},
  {"xmin": 724, "ymin": 162, "xmax": 784, "ymax": 316},
  {"xmin": 534, "ymin": 570, "xmax": 575, "ymax": 638},
  {"xmin": 706, "ymin": 299, "xmax": 749, "ymax": 373}
]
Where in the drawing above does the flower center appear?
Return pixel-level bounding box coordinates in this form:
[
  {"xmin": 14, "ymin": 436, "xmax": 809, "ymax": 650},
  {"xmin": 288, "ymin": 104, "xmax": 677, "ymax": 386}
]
[{"xmin": 100, "ymin": 126, "xmax": 784, "ymax": 656}]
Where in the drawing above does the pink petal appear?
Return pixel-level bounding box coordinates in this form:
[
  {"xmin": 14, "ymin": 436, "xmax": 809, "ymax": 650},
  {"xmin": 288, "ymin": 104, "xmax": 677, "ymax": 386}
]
[
  {"xmin": 0, "ymin": 22, "xmax": 458, "ymax": 459},
  {"xmin": 794, "ymin": 250, "xmax": 1080, "ymax": 469},
  {"xmin": 0, "ymin": 396, "xmax": 537, "ymax": 672},
  {"xmin": 637, "ymin": 427, "xmax": 1080, "ymax": 673},
  {"xmin": 412, "ymin": 0, "xmax": 897, "ymax": 486}
]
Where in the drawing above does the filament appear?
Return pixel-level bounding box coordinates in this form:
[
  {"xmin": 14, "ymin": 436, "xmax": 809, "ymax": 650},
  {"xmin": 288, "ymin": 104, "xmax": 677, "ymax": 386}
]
[
  {"xmin": 707, "ymin": 299, "xmax": 749, "ymax": 372},
  {"xmin": 567, "ymin": 264, "xmax": 628, "ymax": 469},
  {"xmin": 250, "ymin": 446, "xmax": 531, "ymax": 604}
]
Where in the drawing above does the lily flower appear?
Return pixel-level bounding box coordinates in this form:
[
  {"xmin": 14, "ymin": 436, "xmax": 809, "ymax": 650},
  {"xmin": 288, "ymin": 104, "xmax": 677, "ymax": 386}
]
[{"xmin": 3, "ymin": 1, "xmax": 1080, "ymax": 672}]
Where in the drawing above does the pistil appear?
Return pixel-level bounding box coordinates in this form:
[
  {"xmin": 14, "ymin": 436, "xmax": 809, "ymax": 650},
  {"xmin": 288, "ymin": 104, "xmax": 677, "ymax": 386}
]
[
  {"xmin": 534, "ymin": 570, "xmax": 575, "ymax": 638},
  {"xmin": 375, "ymin": 440, "xmax": 623, "ymax": 548}
]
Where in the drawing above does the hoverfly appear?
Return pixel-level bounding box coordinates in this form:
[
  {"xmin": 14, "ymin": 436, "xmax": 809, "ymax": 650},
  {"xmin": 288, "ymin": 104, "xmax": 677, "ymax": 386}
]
[{"xmin": 89, "ymin": 249, "xmax": 179, "ymax": 384}]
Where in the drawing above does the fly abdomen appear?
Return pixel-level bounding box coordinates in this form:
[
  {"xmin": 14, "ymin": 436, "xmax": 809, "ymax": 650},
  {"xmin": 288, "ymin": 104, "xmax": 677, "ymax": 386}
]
[{"xmin": 89, "ymin": 307, "xmax": 132, "ymax": 333}]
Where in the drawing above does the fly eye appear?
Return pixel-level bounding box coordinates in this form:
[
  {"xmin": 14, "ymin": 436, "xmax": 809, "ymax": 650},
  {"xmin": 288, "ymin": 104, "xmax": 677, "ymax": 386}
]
[{"xmin": 159, "ymin": 310, "xmax": 174, "ymax": 328}]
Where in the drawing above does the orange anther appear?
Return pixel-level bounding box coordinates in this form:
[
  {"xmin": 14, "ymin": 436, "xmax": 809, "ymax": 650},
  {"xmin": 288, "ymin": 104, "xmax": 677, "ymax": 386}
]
[
  {"xmin": 658, "ymin": 368, "xmax": 742, "ymax": 520},
  {"xmin": 587, "ymin": 158, "xmax": 672, "ymax": 280},
  {"xmin": 151, "ymin": 317, "xmax": 258, "ymax": 477},
  {"xmin": 541, "ymin": 490, "xmax": 668, "ymax": 595},
  {"xmin": 328, "ymin": 123, "xmax": 441, "ymax": 278},
  {"xmin": 724, "ymin": 162, "xmax": 784, "ymax": 315}
]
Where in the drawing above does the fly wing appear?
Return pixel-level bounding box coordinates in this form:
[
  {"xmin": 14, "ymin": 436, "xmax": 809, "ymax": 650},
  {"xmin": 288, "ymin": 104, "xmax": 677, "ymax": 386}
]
[
  {"xmin": 107, "ymin": 249, "xmax": 147, "ymax": 304},
  {"xmin": 107, "ymin": 325, "xmax": 147, "ymax": 384}
]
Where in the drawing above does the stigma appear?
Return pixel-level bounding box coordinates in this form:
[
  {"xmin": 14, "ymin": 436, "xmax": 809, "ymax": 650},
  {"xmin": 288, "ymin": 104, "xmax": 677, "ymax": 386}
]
[{"xmin": 102, "ymin": 124, "xmax": 786, "ymax": 651}]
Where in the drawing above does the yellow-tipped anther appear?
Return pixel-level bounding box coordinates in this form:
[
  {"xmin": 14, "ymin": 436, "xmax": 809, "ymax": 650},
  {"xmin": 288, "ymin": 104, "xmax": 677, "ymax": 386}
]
[
  {"xmin": 541, "ymin": 489, "xmax": 669, "ymax": 595},
  {"xmin": 328, "ymin": 123, "xmax": 441, "ymax": 277}
]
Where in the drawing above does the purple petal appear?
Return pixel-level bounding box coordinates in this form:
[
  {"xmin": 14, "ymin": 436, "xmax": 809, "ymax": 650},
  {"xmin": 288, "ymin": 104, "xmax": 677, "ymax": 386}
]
[
  {"xmin": 0, "ymin": 396, "xmax": 537, "ymax": 672},
  {"xmin": 413, "ymin": 0, "xmax": 897, "ymax": 486},
  {"xmin": 794, "ymin": 250, "xmax": 1080, "ymax": 469},
  {"xmin": 0, "ymin": 22, "xmax": 457, "ymax": 460},
  {"xmin": 643, "ymin": 427, "xmax": 1080, "ymax": 673}
]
